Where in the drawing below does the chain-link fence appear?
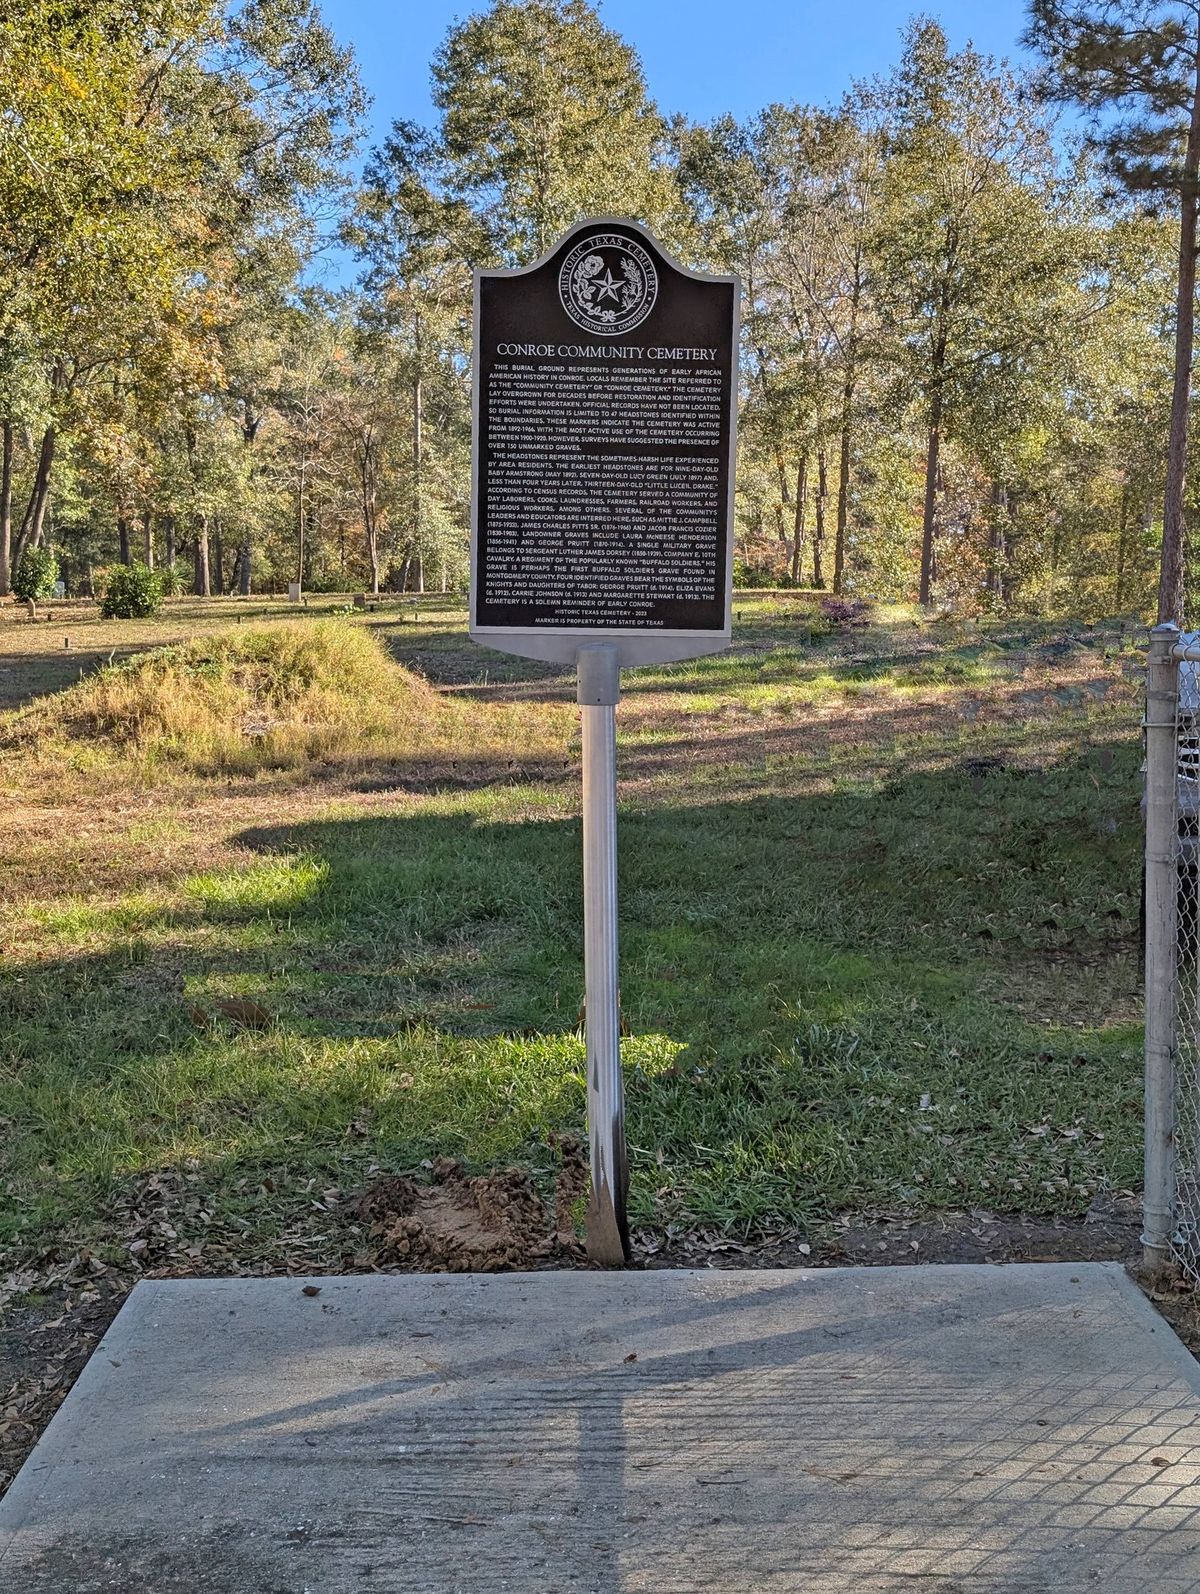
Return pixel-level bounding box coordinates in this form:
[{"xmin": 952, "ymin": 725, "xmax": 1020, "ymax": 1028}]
[{"xmin": 1144, "ymin": 624, "xmax": 1200, "ymax": 1279}]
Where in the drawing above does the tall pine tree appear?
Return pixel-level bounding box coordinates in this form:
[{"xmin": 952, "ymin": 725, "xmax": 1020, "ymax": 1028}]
[{"xmin": 1026, "ymin": 0, "xmax": 1200, "ymax": 622}]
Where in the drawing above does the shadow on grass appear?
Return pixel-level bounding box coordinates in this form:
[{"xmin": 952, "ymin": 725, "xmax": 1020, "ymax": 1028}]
[
  {"xmin": 405, "ymin": 614, "xmax": 1142, "ymax": 707},
  {"xmin": 0, "ymin": 743, "xmax": 1146, "ymax": 1241}
]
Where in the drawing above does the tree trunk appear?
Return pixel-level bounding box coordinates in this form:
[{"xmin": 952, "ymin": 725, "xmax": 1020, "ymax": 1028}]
[
  {"xmin": 367, "ymin": 522, "xmax": 380, "ymax": 594},
  {"xmin": 13, "ymin": 424, "xmax": 55, "ymax": 570},
  {"xmin": 1115, "ymin": 485, "xmax": 1131, "ymax": 610},
  {"xmin": 812, "ymin": 449, "xmax": 828, "ymax": 590},
  {"xmin": 834, "ymin": 402, "xmax": 852, "ymax": 596},
  {"xmin": 775, "ymin": 450, "xmax": 791, "ymax": 506},
  {"xmin": 1161, "ymin": 32, "xmax": 1200, "ymax": 624},
  {"xmin": 194, "ymin": 518, "xmax": 211, "ymax": 597},
  {"xmin": 834, "ymin": 272, "xmax": 861, "ymax": 597},
  {"xmin": 296, "ymin": 450, "xmax": 306, "ymax": 596},
  {"xmin": 773, "ymin": 503, "xmax": 787, "ymax": 548},
  {"xmin": 0, "ymin": 419, "xmax": 12, "ymax": 596},
  {"xmin": 412, "ymin": 339, "xmax": 423, "ymax": 578},
  {"xmin": 164, "ymin": 514, "xmax": 176, "ymax": 570},
  {"xmin": 987, "ymin": 482, "xmax": 1009, "ymax": 603},
  {"xmin": 791, "ymin": 456, "xmax": 808, "ymax": 585},
  {"xmin": 413, "ymin": 553, "xmax": 425, "ymax": 594},
  {"xmin": 213, "ymin": 524, "xmax": 224, "ymax": 595},
  {"xmin": 919, "ymin": 398, "xmax": 942, "ymax": 606},
  {"xmin": 117, "ymin": 517, "xmax": 131, "ymax": 565},
  {"xmin": 142, "ymin": 511, "xmax": 153, "ymax": 570},
  {"xmin": 238, "ymin": 402, "xmax": 258, "ymax": 598},
  {"xmin": 919, "ymin": 304, "xmax": 949, "ymax": 607},
  {"xmin": 362, "ymin": 449, "xmax": 380, "ymax": 594}
]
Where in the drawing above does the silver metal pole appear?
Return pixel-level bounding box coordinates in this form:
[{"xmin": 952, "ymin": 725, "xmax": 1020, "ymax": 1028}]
[
  {"xmin": 1144, "ymin": 622, "xmax": 1180, "ymax": 1274},
  {"xmin": 577, "ymin": 644, "xmax": 629, "ymax": 1264}
]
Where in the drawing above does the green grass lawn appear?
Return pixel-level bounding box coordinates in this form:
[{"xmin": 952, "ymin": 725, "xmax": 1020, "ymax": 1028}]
[{"xmin": 0, "ymin": 595, "xmax": 1146, "ymax": 1267}]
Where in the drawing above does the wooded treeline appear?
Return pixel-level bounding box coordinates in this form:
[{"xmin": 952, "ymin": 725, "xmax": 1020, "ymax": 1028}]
[{"xmin": 3, "ymin": 0, "xmax": 1197, "ymax": 614}]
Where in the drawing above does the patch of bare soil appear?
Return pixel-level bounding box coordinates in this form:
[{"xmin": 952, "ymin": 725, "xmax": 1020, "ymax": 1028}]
[
  {"xmin": 639, "ymin": 1196, "xmax": 1144, "ymax": 1271},
  {"xmin": 1144, "ymin": 1278, "xmax": 1200, "ymax": 1354},
  {"xmin": 354, "ymin": 1151, "xmax": 585, "ymax": 1272}
]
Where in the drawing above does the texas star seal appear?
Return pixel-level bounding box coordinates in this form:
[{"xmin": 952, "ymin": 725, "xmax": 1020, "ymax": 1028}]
[{"xmin": 558, "ymin": 232, "xmax": 659, "ymax": 337}]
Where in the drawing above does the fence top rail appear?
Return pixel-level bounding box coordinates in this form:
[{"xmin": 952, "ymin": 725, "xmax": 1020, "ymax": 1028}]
[{"xmin": 1170, "ymin": 642, "xmax": 1200, "ymax": 663}]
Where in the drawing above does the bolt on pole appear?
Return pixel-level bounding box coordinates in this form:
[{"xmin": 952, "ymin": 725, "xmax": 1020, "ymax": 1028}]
[
  {"xmin": 1144, "ymin": 622, "xmax": 1180, "ymax": 1275},
  {"xmin": 577, "ymin": 644, "xmax": 629, "ymax": 1265}
]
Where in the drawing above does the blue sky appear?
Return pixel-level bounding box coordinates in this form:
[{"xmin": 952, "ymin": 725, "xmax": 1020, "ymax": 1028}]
[{"xmin": 315, "ymin": 0, "xmax": 1036, "ymax": 283}]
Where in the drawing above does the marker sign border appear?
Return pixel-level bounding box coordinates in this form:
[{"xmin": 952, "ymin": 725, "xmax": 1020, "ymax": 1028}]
[{"xmin": 469, "ymin": 217, "xmax": 740, "ymax": 668}]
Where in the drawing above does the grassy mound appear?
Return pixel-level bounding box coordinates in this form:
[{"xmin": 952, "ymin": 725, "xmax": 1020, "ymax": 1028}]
[{"xmin": 22, "ymin": 621, "xmax": 437, "ymax": 772}]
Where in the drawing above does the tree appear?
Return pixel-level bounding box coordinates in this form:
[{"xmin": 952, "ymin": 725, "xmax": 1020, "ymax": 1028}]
[
  {"xmin": 1026, "ymin": 0, "xmax": 1200, "ymax": 621},
  {"xmin": 0, "ymin": 0, "xmax": 363, "ymax": 595},
  {"xmin": 1, "ymin": 0, "xmax": 1181, "ymax": 615},
  {"xmin": 753, "ymin": 103, "xmax": 884, "ymax": 591},
  {"xmin": 676, "ymin": 112, "xmax": 816, "ymax": 584},
  {"xmin": 432, "ymin": 0, "xmax": 685, "ymax": 264},
  {"xmin": 676, "ymin": 108, "xmax": 858, "ymax": 588},
  {"xmin": 0, "ymin": 3, "xmax": 206, "ymax": 589},
  {"xmin": 873, "ymin": 22, "xmax": 1077, "ymax": 605}
]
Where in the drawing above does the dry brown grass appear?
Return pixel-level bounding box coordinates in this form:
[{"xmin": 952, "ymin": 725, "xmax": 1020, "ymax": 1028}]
[
  {"xmin": 0, "ymin": 616, "xmax": 574, "ymax": 786},
  {"xmin": 0, "ymin": 591, "xmax": 453, "ymax": 709}
]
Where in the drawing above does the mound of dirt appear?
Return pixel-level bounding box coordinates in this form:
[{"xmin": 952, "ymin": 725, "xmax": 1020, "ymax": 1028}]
[
  {"xmin": 550, "ymin": 1130, "xmax": 589, "ymax": 1245},
  {"xmin": 8, "ymin": 620, "xmax": 433, "ymax": 772},
  {"xmin": 355, "ymin": 1148, "xmax": 587, "ymax": 1272}
]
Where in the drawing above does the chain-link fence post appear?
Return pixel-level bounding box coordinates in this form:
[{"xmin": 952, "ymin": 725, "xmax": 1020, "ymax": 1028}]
[{"xmin": 1144, "ymin": 622, "xmax": 1181, "ymax": 1274}]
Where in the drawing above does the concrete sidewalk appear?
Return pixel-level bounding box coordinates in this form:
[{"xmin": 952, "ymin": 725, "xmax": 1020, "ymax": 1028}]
[{"xmin": 1, "ymin": 1264, "xmax": 1198, "ymax": 1591}]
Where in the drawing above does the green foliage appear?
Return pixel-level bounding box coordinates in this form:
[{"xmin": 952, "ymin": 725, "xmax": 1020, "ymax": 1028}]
[
  {"xmin": 431, "ymin": 0, "xmax": 685, "ymax": 261},
  {"xmin": 1023, "ymin": 0, "xmax": 1198, "ymax": 621},
  {"xmin": 100, "ymin": 562, "xmax": 163, "ymax": 620},
  {"xmin": 0, "ymin": 0, "xmax": 1184, "ymax": 617},
  {"xmin": 1024, "ymin": 0, "xmax": 1195, "ymax": 200},
  {"xmin": 733, "ymin": 559, "xmax": 782, "ymax": 589},
  {"xmin": 157, "ymin": 564, "xmax": 186, "ymax": 598},
  {"xmin": 12, "ymin": 546, "xmax": 59, "ymax": 602},
  {"xmin": 0, "ymin": 0, "xmax": 364, "ymax": 599}
]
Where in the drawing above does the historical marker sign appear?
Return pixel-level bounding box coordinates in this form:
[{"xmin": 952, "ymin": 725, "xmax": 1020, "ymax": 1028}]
[
  {"xmin": 470, "ymin": 219, "xmax": 739, "ymax": 666},
  {"xmin": 469, "ymin": 221, "xmax": 739, "ymax": 1265}
]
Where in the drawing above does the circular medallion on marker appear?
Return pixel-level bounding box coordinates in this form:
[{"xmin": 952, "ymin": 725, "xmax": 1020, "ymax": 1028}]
[{"xmin": 558, "ymin": 232, "xmax": 659, "ymax": 336}]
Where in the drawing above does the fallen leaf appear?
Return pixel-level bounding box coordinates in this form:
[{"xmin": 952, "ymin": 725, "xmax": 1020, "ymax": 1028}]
[{"xmin": 210, "ymin": 997, "xmax": 274, "ymax": 1030}]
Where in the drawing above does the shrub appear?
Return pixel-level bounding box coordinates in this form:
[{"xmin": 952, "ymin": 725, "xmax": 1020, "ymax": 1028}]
[
  {"xmin": 101, "ymin": 562, "xmax": 163, "ymax": 619},
  {"xmin": 733, "ymin": 559, "xmax": 780, "ymax": 590},
  {"xmin": 13, "ymin": 546, "xmax": 59, "ymax": 602},
  {"xmin": 157, "ymin": 564, "xmax": 186, "ymax": 597}
]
